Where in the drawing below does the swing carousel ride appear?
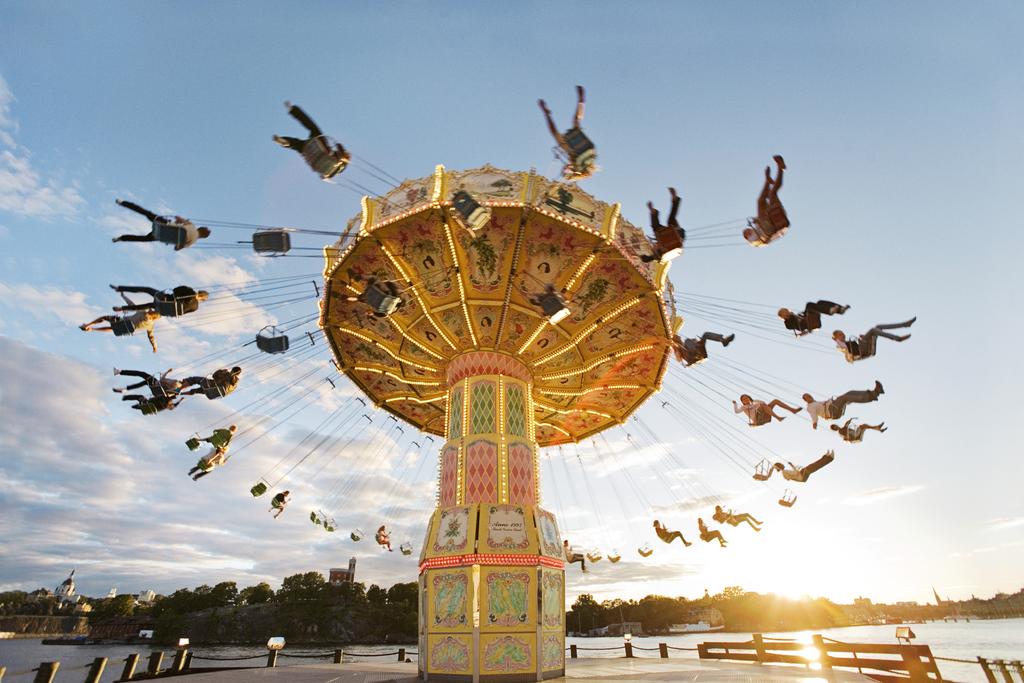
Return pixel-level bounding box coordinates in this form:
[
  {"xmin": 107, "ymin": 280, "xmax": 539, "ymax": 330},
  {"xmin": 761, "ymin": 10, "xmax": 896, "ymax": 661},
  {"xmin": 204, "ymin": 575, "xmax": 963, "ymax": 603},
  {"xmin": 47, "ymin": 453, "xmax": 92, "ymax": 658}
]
[{"xmin": 85, "ymin": 94, "xmax": 913, "ymax": 683}]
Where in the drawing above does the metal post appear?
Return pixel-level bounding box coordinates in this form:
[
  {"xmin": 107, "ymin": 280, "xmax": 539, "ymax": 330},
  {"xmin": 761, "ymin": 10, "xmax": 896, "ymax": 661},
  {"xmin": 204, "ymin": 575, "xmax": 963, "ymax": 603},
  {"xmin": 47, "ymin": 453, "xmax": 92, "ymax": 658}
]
[
  {"xmin": 624, "ymin": 642, "xmax": 633, "ymax": 658},
  {"xmin": 398, "ymin": 648, "xmax": 406, "ymax": 662},
  {"xmin": 812, "ymin": 635, "xmax": 832, "ymax": 672},
  {"xmin": 994, "ymin": 660, "xmax": 1013, "ymax": 683},
  {"xmin": 32, "ymin": 662, "xmax": 59, "ymax": 683},
  {"xmin": 121, "ymin": 653, "xmax": 139, "ymax": 681},
  {"xmin": 83, "ymin": 657, "xmax": 107, "ymax": 683},
  {"xmin": 184, "ymin": 651, "xmax": 194, "ymax": 670},
  {"xmin": 146, "ymin": 651, "xmax": 163, "ymax": 676},
  {"xmin": 0, "ymin": 665, "xmax": 5, "ymax": 682},
  {"xmin": 334, "ymin": 649, "xmax": 343, "ymax": 664},
  {"xmin": 267, "ymin": 650, "xmax": 279, "ymax": 668},
  {"xmin": 658, "ymin": 643, "xmax": 668, "ymax": 658},
  {"xmin": 978, "ymin": 657, "xmax": 998, "ymax": 683},
  {"xmin": 753, "ymin": 634, "xmax": 766, "ymax": 664},
  {"xmin": 172, "ymin": 649, "xmax": 188, "ymax": 672},
  {"xmin": 570, "ymin": 644, "xmax": 577, "ymax": 659}
]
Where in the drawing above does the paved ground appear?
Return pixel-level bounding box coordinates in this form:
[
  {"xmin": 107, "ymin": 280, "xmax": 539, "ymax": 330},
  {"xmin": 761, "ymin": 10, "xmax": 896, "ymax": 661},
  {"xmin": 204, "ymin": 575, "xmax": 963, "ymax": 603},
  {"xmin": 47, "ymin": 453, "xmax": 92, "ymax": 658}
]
[{"xmin": 190, "ymin": 658, "xmax": 874, "ymax": 682}]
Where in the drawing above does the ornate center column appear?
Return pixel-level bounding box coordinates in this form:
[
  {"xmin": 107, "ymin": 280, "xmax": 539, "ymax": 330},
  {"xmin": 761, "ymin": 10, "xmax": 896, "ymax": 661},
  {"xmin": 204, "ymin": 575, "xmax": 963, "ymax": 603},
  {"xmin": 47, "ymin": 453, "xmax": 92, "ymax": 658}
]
[{"xmin": 419, "ymin": 352, "xmax": 565, "ymax": 682}]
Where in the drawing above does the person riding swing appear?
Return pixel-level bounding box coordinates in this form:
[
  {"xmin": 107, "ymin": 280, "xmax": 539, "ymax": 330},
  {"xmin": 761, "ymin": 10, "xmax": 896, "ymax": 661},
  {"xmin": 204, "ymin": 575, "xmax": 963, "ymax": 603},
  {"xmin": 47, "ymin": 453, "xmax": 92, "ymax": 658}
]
[
  {"xmin": 777, "ymin": 300, "xmax": 849, "ymax": 336},
  {"xmin": 672, "ymin": 331, "xmax": 735, "ymax": 367},
  {"xmin": 733, "ymin": 394, "xmax": 802, "ymax": 426},
  {"xmin": 273, "ymin": 102, "xmax": 350, "ymax": 180},
  {"xmin": 109, "ymin": 284, "xmax": 209, "ymax": 317},
  {"xmin": 653, "ymin": 519, "xmax": 692, "ymax": 546},
  {"xmin": 539, "ymin": 85, "xmax": 597, "ymax": 181},
  {"xmin": 643, "ymin": 187, "xmax": 685, "ymax": 262},
  {"xmin": 832, "ymin": 318, "xmax": 916, "ymax": 362},
  {"xmin": 376, "ymin": 525, "xmax": 393, "ymax": 552},
  {"xmin": 111, "ymin": 199, "xmax": 211, "ymax": 250},
  {"xmin": 698, "ymin": 518, "xmax": 727, "ymax": 547},
  {"xmin": 712, "ymin": 505, "xmax": 763, "ymax": 531},
  {"xmin": 563, "ymin": 540, "xmax": 587, "ymax": 572},
  {"xmin": 777, "ymin": 450, "xmax": 836, "ymax": 483},
  {"xmin": 743, "ymin": 155, "xmax": 789, "ymax": 247}
]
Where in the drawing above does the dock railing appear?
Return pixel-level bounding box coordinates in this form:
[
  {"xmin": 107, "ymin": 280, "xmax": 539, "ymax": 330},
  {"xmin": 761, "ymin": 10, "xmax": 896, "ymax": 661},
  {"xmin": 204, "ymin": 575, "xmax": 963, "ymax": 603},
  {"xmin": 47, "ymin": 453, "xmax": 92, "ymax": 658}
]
[{"xmin": 697, "ymin": 633, "xmax": 946, "ymax": 682}]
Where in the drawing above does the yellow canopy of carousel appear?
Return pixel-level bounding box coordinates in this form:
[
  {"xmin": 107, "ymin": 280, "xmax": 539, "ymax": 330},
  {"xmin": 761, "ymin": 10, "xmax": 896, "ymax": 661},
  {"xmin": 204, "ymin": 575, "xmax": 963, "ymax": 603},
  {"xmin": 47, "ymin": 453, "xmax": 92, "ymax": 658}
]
[{"xmin": 320, "ymin": 164, "xmax": 679, "ymax": 446}]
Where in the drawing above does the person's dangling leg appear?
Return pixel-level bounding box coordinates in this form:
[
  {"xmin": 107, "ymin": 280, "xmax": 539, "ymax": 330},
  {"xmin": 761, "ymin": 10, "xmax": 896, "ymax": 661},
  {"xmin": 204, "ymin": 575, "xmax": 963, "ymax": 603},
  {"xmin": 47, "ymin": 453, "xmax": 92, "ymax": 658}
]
[
  {"xmin": 116, "ymin": 200, "xmax": 158, "ymax": 221},
  {"xmin": 667, "ymin": 188, "xmax": 681, "ymax": 228},
  {"xmin": 805, "ymin": 300, "xmax": 846, "ymax": 316},
  {"xmin": 768, "ymin": 399, "xmax": 802, "ymax": 414},
  {"xmin": 188, "ymin": 466, "xmax": 201, "ymax": 476},
  {"xmin": 800, "ymin": 451, "xmax": 835, "ymax": 479},
  {"xmin": 831, "ymin": 384, "xmax": 882, "ymax": 414},
  {"xmin": 115, "ymin": 369, "xmax": 155, "ymax": 383},
  {"xmin": 287, "ymin": 104, "xmax": 323, "ymax": 137},
  {"xmin": 121, "ymin": 394, "xmax": 147, "ymax": 403},
  {"xmin": 273, "ymin": 135, "xmax": 306, "ymax": 152},
  {"xmin": 192, "ymin": 470, "xmax": 211, "ymax": 480},
  {"xmin": 873, "ymin": 318, "xmax": 917, "ymax": 331},
  {"xmin": 538, "ymin": 100, "xmax": 564, "ymax": 147},
  {"xmin": 648, "ymin": 202, "xmax": 661, "ymax": 231},
  {"xmin": 700, "ymin": 332, "xmax": 735, "ymax": 346},
  {"xmin": 113, "ymin": 286, "xmax": 159, "ymax": 297},
  {"xmin": 572, "ymin": 85, "xmax": 585, "ymax": 129},
  {"xmin": 113, "ymin": 233, "xmax": 157, "ymax": 243},
  {"xmin": 869, "ymin": 326, "xmax": 911, "ymax": 342},
  {"xmin": 864, "ymin": 422, "xmax": 886, "ymax": 432},
  {"xmin": 771, "ymin": 155, "xmax": 785, "ymax": 192}
]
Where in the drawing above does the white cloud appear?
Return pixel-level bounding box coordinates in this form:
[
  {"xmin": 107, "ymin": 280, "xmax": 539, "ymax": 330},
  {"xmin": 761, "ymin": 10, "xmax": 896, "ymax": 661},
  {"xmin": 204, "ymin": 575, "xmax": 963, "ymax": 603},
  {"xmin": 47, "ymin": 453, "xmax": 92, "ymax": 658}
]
[
  {"xmin": 843, "ymin": 484, "xmax": 924, "ymax": 506},
  {"xmin": 0, "ymin": 281, "xmax": 95, "ymax": 326},
  {"xmin": 985, "ymin": 516, "xmax": 1024, "ymax": 531},
  {"xmin": 0, "ymin": 74, "xmax": 85, "ymax": 218}
]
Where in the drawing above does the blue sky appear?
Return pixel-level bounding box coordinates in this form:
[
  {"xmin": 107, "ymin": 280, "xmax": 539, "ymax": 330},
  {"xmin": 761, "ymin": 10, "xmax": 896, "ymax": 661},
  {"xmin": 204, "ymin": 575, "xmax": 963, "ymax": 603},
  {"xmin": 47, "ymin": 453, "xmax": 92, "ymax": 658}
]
[{"xmin": 0, "ymin": 2, "xmax": 1021, "ymax": 604}]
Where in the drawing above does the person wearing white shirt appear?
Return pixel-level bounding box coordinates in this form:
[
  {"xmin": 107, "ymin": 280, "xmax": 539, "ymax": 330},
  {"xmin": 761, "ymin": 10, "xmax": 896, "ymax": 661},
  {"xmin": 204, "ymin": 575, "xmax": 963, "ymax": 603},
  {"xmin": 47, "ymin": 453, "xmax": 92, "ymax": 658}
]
[
  {"xmin": 803, "ymin": 382, "xmax": 884, "ymax": 429},
  {"xmin": 733, "ymin": 393, "xmax": 801, "ymax": 426}
]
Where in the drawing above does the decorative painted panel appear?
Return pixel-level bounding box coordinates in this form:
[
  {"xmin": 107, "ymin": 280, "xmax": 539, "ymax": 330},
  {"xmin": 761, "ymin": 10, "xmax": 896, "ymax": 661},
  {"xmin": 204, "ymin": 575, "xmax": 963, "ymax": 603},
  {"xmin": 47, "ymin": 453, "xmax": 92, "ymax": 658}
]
[
  {"xmin": 535, "ymin": 507, "xmax": 562, "ymax": 559},
  {"xmin": 480, "ymin": 633, "xmax": 534, "ymax": 674},
  {"xmin": 483, "ymin": 505, "xmax": 531, "ymax": 552},
  {"xmin": 507, "ymin": 442, "xmax": 535, "ymax": 505},
  {"xmin": 428, "ymin": 569, "xmax": 471, "ymax": 631},
  {"xmin": 431, "ymin": 506, "xmax": 472, "ymax": 555},
  {"xmin": 427, "ymin": 633, "xmax": 472, "ymax": 675},
  {"xmin": 541, "ymin": 569, "xmax": 564, "ymax": 631},
  {"xmin": 469, "ymin": 381, "xmax": 496, "ymax": 435},
  {"xmin": 464, "ymin": 440, "xmax": 497, "ymax": 504},
  {"xmin": 448, "ymin": 387, "xmax": 463, "ymax": 439},
  {"xmin": 542, "ymin": 633, "xmax": 565, "ymax": 671},
  {"xmin": 505, "ymin": 383, "xmax": 526, "ymax": 437},
  {"xmin": 483, "ymin": 570, "xmax": 530, "ymax": 629},
  {"xmin": 439, "ymin": 446, "xmax": 459, "ymax": 508}
]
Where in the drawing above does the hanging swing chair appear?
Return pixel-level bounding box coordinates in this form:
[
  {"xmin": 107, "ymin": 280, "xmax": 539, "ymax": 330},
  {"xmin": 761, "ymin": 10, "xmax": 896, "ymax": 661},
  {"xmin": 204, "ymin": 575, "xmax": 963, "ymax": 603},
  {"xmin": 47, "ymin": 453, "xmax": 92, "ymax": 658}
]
[
  {"xmin": 250, "ymin": 482, "xmax": 268, "ymax": 497},
  {"xmin": 110, "ymin": 317, "xmax": 139, "ymax": 337},
  {"xmin": 303, "ymin": 135, "xmax": 350, "ymax": 180},
  {"xmin": 252, "ymin": 229, "xmax": 292, "ymax": 256},
  {"xmin": 586, "ymin": 551, "xmax": 603, "ymax": 564},
  {"xmin": 152, "ymin": 218, "xmax": 197, "ymax": 249},
  {"xmin": 451, "ymin": 190, "xmax": 492, "ymax": 233},
  {"xmin": 653, "ymin": 224, "xmax": 684, "ymax": 262},
  {"xmin": 778, "ymin": 489, "xmax": 797, "ymax": 508},
  {"xmin": 256, "ymin": 325, "xmax": 290, "ymax": 354},
  {"xmin": 350, "ymin": 528, "xmax": 364, "ymax": 542},
  {"xmin": 607, "ymin": 551, "xmax": 621, "ymax": 564},
  {"xmin": 753, "ymin": 459, "xmax": 775, "ymax": 481},
  {"xmin": 637, "ymin": 543, "xmax": 653, "ymax": 558},
  {"xmin": 399, "ymin": 542, "xmax": 413, "ymax": 556}
]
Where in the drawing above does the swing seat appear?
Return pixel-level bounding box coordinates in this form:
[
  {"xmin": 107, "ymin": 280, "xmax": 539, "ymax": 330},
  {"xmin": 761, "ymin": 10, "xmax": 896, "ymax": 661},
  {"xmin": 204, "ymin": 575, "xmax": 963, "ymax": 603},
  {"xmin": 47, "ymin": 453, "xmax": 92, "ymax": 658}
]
[
  {"xmin": 310, "ymin": 511, "xmax": 322, "ymax": 525},
  {"xmin": 536, "ymin": 291, "xmax": 570, "ymax": 324},
  {"xmin": 153, "ymin": 298, "xmax": 188, "ymax": 317},
  {"xmin": 564, "ymin": 127, "xmax": 595, "ymax": 160},
  {"xmin": 752, "ymin": 459, "xmax": 774, "ymax": 481},
  {"xmin": 607, "ymin": 552, "xmax": 621, "ymax": 564},
  {"xmin": 766, "ymin": 203, "xmax": 790, "ymax": 231},
  {"xmin": 778, "ymin": 490, "xmax": 797, "ymax": 508},
  {"xmin": 185, "ymin": 437, "xmax": 201, "ymax": 451},
  {"xmin": 452, "ymin": 191, "xmax": 492, "ymax": 233},
  {"xmin": 303, "ymin": 136, "xmax": 349, "ymax": 179},
  {"xmin": 111, "ymin": 318, "xmax": 137, "ymax": 337},
  {"xmin": 250, "ymin": 482, "xmax": 268, "ymax": 497},
  {"xmin": 324, "ymin": 522, "xmax": 336, "ymax": 533},
  {"xmin": 362, "ymin": 284, "xmax": 402, "ymax": 317},
  {"xmin": 253, "ymin": 229, "xmax": 292, "ymax": 256},
  {"xmin": 350, "ymin": 528, "xmax": 364, "ymax": 542},
  {"xmin": 200, "ymin": 378, "xmax": 233, "ymax": 400},
  {"xmin": 256, "ymin": 326, "xmax": 291, "ymax": 354},
  {"xmin": 654, "ymin": 224, "xmax": 683, "ymax": 262},
  {"xmin": 153, "ymin": 221, "xmax": 190, "ymax": 248},
  {"xmin": 637, "ymin": 544, "xmax": 653, "ymax": 558},
  {"xmin": 586, "ymin": 552, "xmax": 603, "ymax": 563},
  {"xmin": 137, "ymin": 402, "xmax": 159, "ymax": 416},
  {"xmin": 400, "ymin": 543, "xmax": 413, "ymax": 556}
]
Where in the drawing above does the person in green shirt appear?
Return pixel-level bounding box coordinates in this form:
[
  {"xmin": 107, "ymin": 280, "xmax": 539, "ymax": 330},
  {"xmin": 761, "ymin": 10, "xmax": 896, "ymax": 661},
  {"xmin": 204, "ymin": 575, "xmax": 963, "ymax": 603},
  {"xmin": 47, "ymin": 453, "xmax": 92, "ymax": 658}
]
[{"xmin": 187, "ymin": 425, "xmax": 237, "ymax": 481}]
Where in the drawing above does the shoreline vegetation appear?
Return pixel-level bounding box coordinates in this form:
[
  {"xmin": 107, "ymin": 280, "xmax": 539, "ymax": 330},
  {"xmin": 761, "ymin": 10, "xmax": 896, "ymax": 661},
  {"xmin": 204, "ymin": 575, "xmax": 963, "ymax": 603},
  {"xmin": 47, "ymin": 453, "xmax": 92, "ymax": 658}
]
[{"xmin": 3, "ymin": 577, "xmax": 1022, "ymax": 646}]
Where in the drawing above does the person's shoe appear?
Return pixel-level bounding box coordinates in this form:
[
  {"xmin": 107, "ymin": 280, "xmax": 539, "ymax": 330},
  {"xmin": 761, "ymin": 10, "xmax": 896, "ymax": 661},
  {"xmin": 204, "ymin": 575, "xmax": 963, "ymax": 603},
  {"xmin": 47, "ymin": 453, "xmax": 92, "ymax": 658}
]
[
  {"xmin": 111, "ymin": 237, "xmax": 119, "ymax": 243},
  {"xmin": 722, "ymin": 334, "xmax": 735, "ymax": 347},
  {"xmin": 79, "ymin": 324, "xmax": 89, "ymax": 330},
  {"xmin": 115, "ymin": 198, "xmax": 125, "ymax": 206},
  {"xmin": 684, "ymin": 541, "xmax": 692, "ymax": 547},
  {"xmin": 897, "ymin": 334, "xmax": 911, "ymax": 342},
  {"xmin": 837, "ymin": 305, "xmax": 850, "ymax": 314},
  {"xmin": 906, "ymin": 316, "xmax": 917, "ymax": 326},
  {"xmin": 576, "ymin": 85, "xmax": 585, "ymax": 100},
  {"xmin": 647, "ymin": 201, "xmax": 655, "ymax": 212},
  {"xmin": 272, "ymin": 135, "xmax": 289, "ymax": 148},
  {"xmin": 284, "ymin": 100, "xmax": 292, "ymax": 109},
  {"xmin": 773, "ymin": 155, "xmax": 786, "ymax": 170},
  {"xmin": 112, "ymin": 387, "xmax": 123, "ymax": 394},
  {"xmin": 874, "ymin": 380, "xmax": 884, "ymax": 395},
  {"xmin": 537, "ymin": 99, "xmax": 549, "ymax": 113},
  {"xmin": 669, "ymin": 187, "xmax": 677, "ymax": 199},
  {"xmin": 113, "ymin": 367, "xmax": 120, "ymax": 376}
]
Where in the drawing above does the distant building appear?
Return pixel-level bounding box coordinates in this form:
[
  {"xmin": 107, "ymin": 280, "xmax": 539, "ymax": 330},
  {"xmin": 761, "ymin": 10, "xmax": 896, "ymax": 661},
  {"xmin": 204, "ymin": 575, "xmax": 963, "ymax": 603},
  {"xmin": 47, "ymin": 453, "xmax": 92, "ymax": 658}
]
[
  {"xmin": 136, "ymin": 590, "xmax": 156, "ymax": 604},
  {"xmin": 107, "ymin": 587, "xmax": 118, "ymax": 599},
  {"xmin": 589, "ymin": 621, "xmax": 643, "ymax": 637},
  {"xmin": 55, "ymin": 570, "xmax": 79, "ymax": 605},
  {"xmin": 329, "ymin": 558, "xmax": 357, "ymax": 585}
]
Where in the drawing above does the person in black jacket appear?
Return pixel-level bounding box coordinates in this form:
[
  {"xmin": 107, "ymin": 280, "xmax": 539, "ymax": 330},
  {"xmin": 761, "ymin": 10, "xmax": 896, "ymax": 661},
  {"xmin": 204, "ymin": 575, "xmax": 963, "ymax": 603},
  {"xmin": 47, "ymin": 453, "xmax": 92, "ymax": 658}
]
[
  {"xmin": 110, "ymin": 284, "xmax": 208, "ymax": 317},
  {"xmin": 777, "ymin": 300, "xmax": 849, "ymax": 336}
]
